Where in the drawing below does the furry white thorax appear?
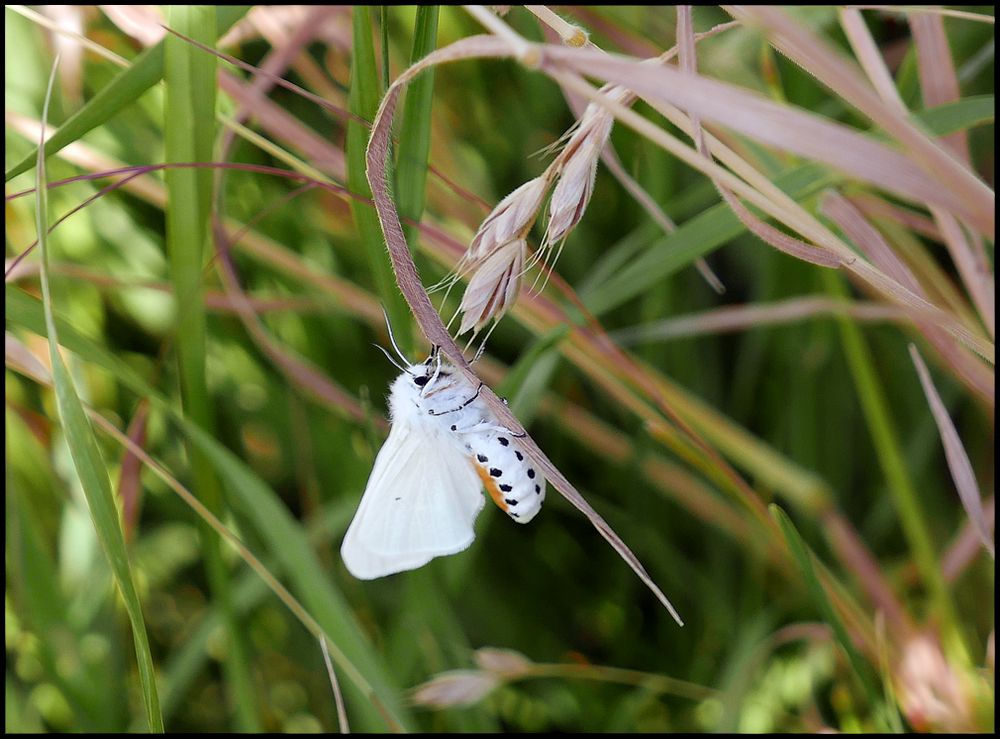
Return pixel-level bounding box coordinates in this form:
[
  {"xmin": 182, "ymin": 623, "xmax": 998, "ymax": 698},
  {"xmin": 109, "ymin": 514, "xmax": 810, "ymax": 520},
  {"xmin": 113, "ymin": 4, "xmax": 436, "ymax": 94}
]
[{"xmin": 386, "ymin": 357, "xmax": 486, "ymax": 434}]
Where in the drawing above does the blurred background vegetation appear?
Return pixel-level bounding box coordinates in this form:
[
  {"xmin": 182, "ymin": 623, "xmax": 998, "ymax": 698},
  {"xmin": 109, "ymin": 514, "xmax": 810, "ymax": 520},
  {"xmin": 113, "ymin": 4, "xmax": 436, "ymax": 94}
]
[{"xmin": 5, "ymin": 5, "xmax": 994, "ymax": 733}]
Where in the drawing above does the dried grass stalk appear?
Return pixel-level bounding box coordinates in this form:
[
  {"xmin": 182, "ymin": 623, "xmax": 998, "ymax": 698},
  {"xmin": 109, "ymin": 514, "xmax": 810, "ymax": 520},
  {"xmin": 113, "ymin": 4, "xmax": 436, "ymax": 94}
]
[
  {"xmin": 908, "ymin": 12, "xmax": 995, "ymax": 339},
  {"xmin": 909, "ymin": 344, "xmax": 994, "ymax": 559},
  {"xmin": 724, "ymin": 5, "xmax": 994, "ymax": 240},
  {"xmin": 820, "ymin": 190, "xmax": 995, "ymax": 403},
  {"xmin": 532, "ymin": 50, "xmax": 994, "ymax": 363},
  {"xmin": 676, "ymin": 6, "xmax": 842, "ymax": 270},
  {"xmin": 943, "ymin": 496, "xmax": 995, "ymax": 582},
  {"xmin": 547, "ymin": 19, "xmax": 737, "ymax": 294}
]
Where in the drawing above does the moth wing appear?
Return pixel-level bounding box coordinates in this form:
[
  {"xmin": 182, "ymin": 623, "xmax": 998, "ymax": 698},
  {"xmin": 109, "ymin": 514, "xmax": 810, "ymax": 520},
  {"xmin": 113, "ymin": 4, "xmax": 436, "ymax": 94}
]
[{"xmin": 341, "ymin": 421, "xmax": 485, "ymax": 579}]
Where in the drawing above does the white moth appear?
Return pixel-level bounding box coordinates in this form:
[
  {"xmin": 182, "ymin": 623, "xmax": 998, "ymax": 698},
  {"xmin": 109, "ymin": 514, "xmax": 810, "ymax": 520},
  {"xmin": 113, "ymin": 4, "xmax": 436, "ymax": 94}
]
[{"xmin": 341, "ymin": 345, "xmax": 545, "ymax": 579}]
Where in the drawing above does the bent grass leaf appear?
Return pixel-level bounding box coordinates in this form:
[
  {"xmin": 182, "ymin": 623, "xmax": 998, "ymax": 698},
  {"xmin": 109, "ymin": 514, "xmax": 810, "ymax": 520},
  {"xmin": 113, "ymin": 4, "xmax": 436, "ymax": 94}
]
[
  {"xmin": 32, "ymin": 60, "xmax": 163, "ymax": 732},
  {"xmin": 364, "ymin": 34, "xmax": 685, "ymax": 626},
  {"xmin": 771, "ymin": 505, "xmax": 883, "ymax": 706}
]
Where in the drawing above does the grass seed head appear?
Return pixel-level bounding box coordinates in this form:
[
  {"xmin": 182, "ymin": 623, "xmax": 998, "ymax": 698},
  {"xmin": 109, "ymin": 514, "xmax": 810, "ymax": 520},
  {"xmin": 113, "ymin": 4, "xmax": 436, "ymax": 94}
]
[
  {"xmin": 410, "ymin": 670, "xmax": 500, "ymax": 709},
  {"xmin": 458, "ymin": 238, "xmax": 526, "ymax": 335},
  {"xmin": 468, "ymin": 175, "xmax": 549, "ymax": 263},
  {"xmin": 543, "ymin": 85, "xmax": 625, "ymax": 247}
]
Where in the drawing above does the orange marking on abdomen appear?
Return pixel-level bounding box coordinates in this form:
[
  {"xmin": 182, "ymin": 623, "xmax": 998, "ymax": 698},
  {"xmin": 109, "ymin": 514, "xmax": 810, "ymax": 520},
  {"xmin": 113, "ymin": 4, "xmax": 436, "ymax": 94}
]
[{"xmin": 473, "ymin": 461, "xmax": 508, "ymax": 512}]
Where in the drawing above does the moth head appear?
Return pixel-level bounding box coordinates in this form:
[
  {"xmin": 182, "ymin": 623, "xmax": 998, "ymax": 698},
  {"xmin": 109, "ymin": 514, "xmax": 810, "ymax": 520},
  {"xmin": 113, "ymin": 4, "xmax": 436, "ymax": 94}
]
[{"xmin": 410, "ymin": 348, "xmax": 451, "ymax": 393}]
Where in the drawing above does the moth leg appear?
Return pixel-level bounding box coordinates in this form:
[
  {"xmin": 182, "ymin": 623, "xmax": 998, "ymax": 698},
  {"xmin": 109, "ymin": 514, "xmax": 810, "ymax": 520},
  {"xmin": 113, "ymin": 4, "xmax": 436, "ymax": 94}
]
[
  {"xmin": 448, "ymin": 420, "xmax": 503, "ymax": 435},
  {"xmin": 448, "ymin": 419, "xmax": 527, "ymax": 440},
  {"xmin": 427, "ymin": 382, "xmax": 483, "ymax": 416},
  {"xmin": 421, "ymin": 351, "xmax": 444, "ymax": 396},
  {"xmin": 428, "ymin": 382, "xmax": 527, "ymax": 439}
]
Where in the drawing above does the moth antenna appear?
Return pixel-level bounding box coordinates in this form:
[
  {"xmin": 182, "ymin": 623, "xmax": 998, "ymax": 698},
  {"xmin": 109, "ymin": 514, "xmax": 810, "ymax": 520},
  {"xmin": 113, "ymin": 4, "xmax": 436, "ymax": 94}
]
[
  {"xmin": 373, "ymin": 343, "xmax": 412, "ymax": 375},
  {"xmin": 472, "ymin": 320, "xmax": 500, "ymax": 365},
  {"xmin": 446, "ymin": 301, "xmax": 462, "ymax": 333},
  {"xmin": 471, "ymin": 341, "xmax": 487, "ymax": 365},
  {"xmin": 462, "ymin": 332, "xmax": 477, "ymax": 355},
  {"xmin": 382, "ymin": 306, "xmax": 411, "ymax": 367},
  {"xmin": 439, "ymin": 272, "xmax": 459, "ymax": 305}
]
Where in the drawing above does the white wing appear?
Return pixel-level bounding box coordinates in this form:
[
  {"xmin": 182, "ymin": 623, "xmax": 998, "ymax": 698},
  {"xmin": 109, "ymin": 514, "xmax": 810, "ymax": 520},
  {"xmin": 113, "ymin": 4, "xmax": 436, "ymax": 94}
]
[{"xmin": 341, "ymin": 421, "xmax": 486, "ymax": 579}]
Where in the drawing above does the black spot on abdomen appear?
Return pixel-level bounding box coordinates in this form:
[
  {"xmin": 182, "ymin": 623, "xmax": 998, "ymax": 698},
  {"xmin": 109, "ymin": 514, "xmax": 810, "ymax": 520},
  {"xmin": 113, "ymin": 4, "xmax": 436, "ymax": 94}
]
[{"xmin": 489, "ymin": 468, "xmax": 502, "ymax": 477}]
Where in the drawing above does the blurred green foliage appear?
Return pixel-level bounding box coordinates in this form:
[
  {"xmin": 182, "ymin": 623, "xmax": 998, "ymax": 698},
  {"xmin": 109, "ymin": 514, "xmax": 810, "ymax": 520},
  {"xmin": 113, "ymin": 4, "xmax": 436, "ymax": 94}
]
[{"xmin": 5, "ymin": 5, "xmax": 995, "ymax": 733}]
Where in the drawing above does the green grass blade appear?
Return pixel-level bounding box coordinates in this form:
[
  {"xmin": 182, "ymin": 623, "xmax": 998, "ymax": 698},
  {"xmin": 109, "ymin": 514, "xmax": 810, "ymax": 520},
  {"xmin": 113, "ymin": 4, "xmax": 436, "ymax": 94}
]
[
  {"xmin": 6, "ymin": 43, "xmax": 162, "ymax": 182},
  {"xmin": 915, "ymin": 95, "xmax": 994, "ymax": 136},
  {"xmin": 348, "ymin": 6, "xmax": 413, "ymax": 352},
  {"xmin": 576, "ymin": 222, "xmax": 659, "ymax": 298},
  {"xmin": 583, "ymin": 162, "xmax": 836, "ymax": 316},
  {"xmin": 380, "ymin": 6, "xmax": 391, "ymax": 95},
  {"xmin": 6, "ymin": 291, "xmax": 147, "ymax": 392},
  {"xmin": 4, "ymin": 6, "xmax": 249, "ymax": 182},
  {"xmin": 396, "ymin": 5, "xmax": 440, "ymax": 246},
  {"xmin": 163, "ymin": 6, "xmax": 259, "ymax": 730},
  {"xmin": 822, "ymin": 270, "xmax": 967, "ymax": 662},
  {"xmin": 163, "ymin": 6, "xmax": 217, "ymax": 441},
  {"xmin": 32, "ymin": 61, "xmax": 163, "ymax": 733},
  {"xmin": 770, "ymin": 504, "xmax": 883, "ymax": 706}
]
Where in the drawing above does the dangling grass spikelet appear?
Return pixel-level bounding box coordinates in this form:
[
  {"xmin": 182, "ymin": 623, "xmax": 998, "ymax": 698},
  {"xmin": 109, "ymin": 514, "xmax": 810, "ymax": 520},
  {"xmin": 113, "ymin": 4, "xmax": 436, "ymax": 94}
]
[
  {"xmin": 453, "ymin": 175, "xmax": 550, "ymax": 334},
  {"xmin": 543, "ymin": 84, "xmax": 629, "ymax": 252},
  {"xmin": 467, "ymin": 175, "xmax": 549, "ymax": 263},
  {"xmin": 458, "ymin": 238, "xmax": 526, "ymax": 335}
]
